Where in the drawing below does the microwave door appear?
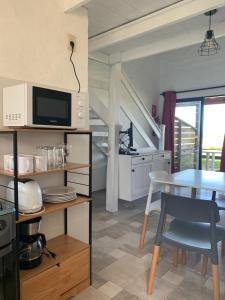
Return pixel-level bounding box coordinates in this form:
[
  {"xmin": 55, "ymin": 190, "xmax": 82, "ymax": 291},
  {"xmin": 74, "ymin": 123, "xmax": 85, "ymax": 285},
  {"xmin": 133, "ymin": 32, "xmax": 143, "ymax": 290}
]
[{"xmin": 33, "ymin": 87, "xmax": 71, "ymax": 127}]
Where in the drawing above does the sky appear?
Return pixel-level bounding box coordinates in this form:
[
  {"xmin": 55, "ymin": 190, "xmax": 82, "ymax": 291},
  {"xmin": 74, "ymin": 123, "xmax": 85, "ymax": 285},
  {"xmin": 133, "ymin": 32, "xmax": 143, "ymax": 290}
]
[{"xmin": 175, "ymin": 103, "xmax": 225, "ymax": 149}]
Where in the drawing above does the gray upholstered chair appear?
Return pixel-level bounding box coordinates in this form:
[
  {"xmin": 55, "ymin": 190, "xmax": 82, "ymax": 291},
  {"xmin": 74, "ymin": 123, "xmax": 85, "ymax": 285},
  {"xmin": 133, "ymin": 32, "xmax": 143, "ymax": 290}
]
[{"xmin": 147, "ymin": 193, "xmax": 225, "ymax": 300}]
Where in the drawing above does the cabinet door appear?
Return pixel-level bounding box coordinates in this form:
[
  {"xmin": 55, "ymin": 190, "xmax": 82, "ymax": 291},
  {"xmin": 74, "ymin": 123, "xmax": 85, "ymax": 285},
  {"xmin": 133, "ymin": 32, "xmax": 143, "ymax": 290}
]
[
  {"xmin": 131, "ymin": 163, "xmax": 152, "ymax": 200},
  {"xmin": 21, "ymin": 265, "xmax": 60, "ymax": 300},
  {"xmin": 152, "ymin": 158, "xmax": 171, "ymax": 173},
  {"xmin": 59, "ymin": 248, "xmax": 89, "ymax": 295}
]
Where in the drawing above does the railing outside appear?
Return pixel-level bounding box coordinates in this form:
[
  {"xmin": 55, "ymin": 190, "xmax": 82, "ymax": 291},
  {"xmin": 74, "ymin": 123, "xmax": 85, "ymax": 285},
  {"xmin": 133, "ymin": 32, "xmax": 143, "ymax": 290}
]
[
  {"xmin": 174, "ymin": 117, "xmax": 199, "ymax": 172},
  {"xmin": 202, "ymin": 150, "xmax": 222, "ymax": 171}
]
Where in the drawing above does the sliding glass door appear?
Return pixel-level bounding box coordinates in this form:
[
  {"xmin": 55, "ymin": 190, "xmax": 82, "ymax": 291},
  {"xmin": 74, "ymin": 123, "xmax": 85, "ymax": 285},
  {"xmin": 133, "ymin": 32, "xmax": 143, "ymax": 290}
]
[
  {"xmin": 202, "ymin": 98, "xmax": 225, "ymax": 171},
  {"xmin": 175, "ymin": 100, "xmax": 202, "ymax": 172}
]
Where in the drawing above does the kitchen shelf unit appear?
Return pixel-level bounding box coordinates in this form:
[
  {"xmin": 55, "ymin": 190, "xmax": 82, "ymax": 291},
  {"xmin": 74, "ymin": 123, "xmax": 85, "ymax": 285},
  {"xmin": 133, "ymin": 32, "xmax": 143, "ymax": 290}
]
[
  {"xmin": 0, "ymin": 128, "xmax": 92, "ymax": 300},
  {"xmin": 0, "ymin": 162, "xmax": 90, "ymax": 178}
]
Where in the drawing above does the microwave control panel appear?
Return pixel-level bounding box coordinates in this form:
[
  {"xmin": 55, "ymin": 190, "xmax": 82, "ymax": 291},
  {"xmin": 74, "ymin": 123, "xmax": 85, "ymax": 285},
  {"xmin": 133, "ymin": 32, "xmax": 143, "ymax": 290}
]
[
  {"xmin": 74, "ymin": 92, "xmax": 86, "ymax": 129},
  {"xmin": 3, "ymin": 83, "xmax": 26, "ymax": 127}
]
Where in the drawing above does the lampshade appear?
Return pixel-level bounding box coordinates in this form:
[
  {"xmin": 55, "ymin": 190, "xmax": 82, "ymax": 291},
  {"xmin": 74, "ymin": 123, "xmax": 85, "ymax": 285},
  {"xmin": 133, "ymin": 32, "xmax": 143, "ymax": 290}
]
[
  {"xmin": 198, "ymin": 29, "xmax": 220, "ymax": 56},
  {"xmin": 198, "ymin": 10, "xmax": 220, "ymax": 56}
]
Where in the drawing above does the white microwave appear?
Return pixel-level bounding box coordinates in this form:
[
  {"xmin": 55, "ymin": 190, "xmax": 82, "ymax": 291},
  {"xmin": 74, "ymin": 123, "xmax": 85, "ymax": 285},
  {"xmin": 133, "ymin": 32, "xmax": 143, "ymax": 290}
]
[{"xmin": 3, "ymin": 83, "xmax": 86, "ymax": 129}]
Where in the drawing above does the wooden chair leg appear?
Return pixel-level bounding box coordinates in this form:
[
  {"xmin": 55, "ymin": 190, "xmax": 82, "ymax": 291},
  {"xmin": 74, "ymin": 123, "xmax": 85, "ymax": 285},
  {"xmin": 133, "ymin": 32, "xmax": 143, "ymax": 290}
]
[
  {"xmin": 147, "ymin": 245, "xmax": 161, "ymax": 295},
  {"xmin": 139, "ymin": 214, "xmax": 149, "ymax": 249},
  {"xmin": 221, "ymin": 240, "xmax": 225, "ymax": 257},
  {"xmin": 212, "ymin": 264, "xmax": 221, "ymax": 300},
  {"xmin": 172, "ymin": 247, "xmax": 179, "ymax": 267},
  {"xmin": 181, "ymin": 249, "xmax": 187, "ymax": 265},
  {"xmin": 191, "ymin": 188, "xmax": 197, "ymax": 198},
  {"xmin": 201, "ymin": 255, "xmax": 208, "ymax": 276}
]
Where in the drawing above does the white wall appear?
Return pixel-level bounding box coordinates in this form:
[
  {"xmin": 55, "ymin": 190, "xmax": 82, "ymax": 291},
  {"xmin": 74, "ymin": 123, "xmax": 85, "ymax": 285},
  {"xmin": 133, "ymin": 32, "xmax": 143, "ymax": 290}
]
[
  {"xmin": 89, "ymin": 59, "xmax": 110, "ymax": 108},
  {"xmin": 159, "ymin": 40, "xmax": 225, "ymax": 93},
  {"xmin": 157, "ymin": 39, "xmax": 225, "ymax": 117},
  {"xmin": 0, "ymin": 0, "xmax": 88, "ymax": 93},
  {"xmin": 0, "ymin": 0, "xmax": 89, "ymax": 242},
  {"xmin": 122, "ymin": 55, "xmax": 160, "ymax": 111},
  {"xmin": 121, "ymin": 37, "xmax": 225, "ymax": 121},
  {"xmin": 122, "ymin": 55, "xmax": 160, "ymax": 147}
]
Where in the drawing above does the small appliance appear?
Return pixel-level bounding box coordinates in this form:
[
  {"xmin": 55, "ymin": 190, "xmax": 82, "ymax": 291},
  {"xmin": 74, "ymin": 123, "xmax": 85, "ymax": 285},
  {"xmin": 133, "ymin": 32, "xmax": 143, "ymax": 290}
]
[
  {"xmin": 19, "ymin": 217, "xmax": 46, "ymax": 269},
  {"xmin": 3, "ymin": 83, "xmax": 86, "ymax": 129},
  {"xmin": 7, "ymin": 179, "xmax": 43, "ymax": 213},
  {"xmin": 0, "ymin": 202, "xmax": 18, "ymax": 300},
  {"xmin": 19, "ymin": 217, "xmax": 55, "ymax": 269}
]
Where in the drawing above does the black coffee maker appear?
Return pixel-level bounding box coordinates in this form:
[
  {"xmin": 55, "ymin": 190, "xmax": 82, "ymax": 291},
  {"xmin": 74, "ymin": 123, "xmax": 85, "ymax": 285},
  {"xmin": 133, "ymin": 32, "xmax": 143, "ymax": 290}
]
[{"xmin": 19, "ymin": 217, "xmax": 46, "ymax": 269}]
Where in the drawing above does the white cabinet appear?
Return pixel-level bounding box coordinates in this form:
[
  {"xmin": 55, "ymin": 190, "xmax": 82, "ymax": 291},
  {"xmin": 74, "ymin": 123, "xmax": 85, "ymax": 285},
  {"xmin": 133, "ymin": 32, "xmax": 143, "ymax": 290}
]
[
  {"xmin": 152, "ymin": 152, "xmax": 171, "ymax": 174},
  {"xmin": 131, "ymin": 162, "xmax": 152, "ymax": 200},
  {"xmin": 119, "ymin": 151, "xmax": 171, "ymax": 201}
]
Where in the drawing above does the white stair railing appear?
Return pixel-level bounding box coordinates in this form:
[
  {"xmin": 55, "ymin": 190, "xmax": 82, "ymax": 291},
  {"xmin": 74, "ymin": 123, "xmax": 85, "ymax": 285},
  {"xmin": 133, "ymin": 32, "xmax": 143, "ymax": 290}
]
[
  {"xmin": 121, "ymin": 72, "xmax": 162, "ymax": 140},
  {"xmin": 120, "ymin": 104, "xmax": 156, "ymax": 150}
]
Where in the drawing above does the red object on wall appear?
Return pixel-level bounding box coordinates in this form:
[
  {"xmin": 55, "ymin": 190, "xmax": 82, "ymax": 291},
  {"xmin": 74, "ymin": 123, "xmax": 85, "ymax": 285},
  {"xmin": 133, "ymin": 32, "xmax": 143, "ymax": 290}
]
[
  {"xmin": 220, "ymin": 135, "xmax": 225, "ymax": 172},
  {"xmin": 162, "ymin": 91, "xmax": 177, "ymax": 173}
]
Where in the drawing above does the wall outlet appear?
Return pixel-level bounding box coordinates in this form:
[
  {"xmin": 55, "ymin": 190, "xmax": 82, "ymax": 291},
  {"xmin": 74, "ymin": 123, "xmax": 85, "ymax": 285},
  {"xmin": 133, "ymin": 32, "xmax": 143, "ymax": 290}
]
[{"xmin": 67, "ymin": 34, "xmax": 76, "ymax": 50}]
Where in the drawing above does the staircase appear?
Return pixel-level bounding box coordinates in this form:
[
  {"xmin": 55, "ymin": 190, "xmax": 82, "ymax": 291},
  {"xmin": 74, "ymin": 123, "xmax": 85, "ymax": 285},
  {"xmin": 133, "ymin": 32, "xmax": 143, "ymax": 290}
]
[
  {"xmin": 90, "ymin": 108, "xmax": 108, "ymax": 156},
  {"xmin": 89, "ymin": 61, "xmax": 165, "ymax": 203}
]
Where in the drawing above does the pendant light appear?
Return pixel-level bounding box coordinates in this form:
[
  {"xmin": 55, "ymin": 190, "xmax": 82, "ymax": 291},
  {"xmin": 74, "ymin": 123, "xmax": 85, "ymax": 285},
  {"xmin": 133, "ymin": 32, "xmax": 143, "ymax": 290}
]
[{"xmin": 198, "ymin": 9, "xmax": 220, "ymax": 56}]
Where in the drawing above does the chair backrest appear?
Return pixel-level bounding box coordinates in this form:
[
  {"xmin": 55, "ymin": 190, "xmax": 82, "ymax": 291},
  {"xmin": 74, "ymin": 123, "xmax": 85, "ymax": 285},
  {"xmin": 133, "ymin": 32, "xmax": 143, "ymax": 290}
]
[
  {"xmin": 149, "ymin": 170, "xmax": 169, "ymax": 192},
  {"xmin": 161, "ymin": 192, "xmax": 220, "ymax": 223}
]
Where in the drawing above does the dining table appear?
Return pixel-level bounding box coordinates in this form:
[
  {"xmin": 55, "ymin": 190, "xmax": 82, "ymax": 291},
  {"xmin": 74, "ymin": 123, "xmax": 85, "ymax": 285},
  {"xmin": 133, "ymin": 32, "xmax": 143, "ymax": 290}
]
[{"xmin": 153, "ymin": 169, "xmax": 225, "ymax": 201}]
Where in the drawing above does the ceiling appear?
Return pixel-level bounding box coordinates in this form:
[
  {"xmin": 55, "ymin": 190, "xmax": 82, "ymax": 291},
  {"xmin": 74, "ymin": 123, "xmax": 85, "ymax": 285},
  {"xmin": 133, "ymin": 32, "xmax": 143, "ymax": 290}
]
[
  {"xmin": 97, "ymin": 6, "xmax": 225, "ymax": 55},
  {"xmin": 85, "ymin": 0, "xmax": 183, "ymax": 38}
]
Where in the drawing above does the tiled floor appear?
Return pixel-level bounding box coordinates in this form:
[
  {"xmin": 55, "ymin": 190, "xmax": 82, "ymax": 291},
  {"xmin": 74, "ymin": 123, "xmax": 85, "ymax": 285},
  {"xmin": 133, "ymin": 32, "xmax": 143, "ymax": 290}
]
[{"xmin": 75, "ymin": 189, "xmax": 225, "ymax": 300}]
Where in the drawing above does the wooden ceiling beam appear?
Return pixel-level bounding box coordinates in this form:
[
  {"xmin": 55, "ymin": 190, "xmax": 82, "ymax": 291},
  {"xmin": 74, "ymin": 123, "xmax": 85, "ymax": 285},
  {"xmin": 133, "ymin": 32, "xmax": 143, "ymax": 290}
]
[{"xmin": 89, "ymin": 0, "xmax": 225, "ymax": 52}]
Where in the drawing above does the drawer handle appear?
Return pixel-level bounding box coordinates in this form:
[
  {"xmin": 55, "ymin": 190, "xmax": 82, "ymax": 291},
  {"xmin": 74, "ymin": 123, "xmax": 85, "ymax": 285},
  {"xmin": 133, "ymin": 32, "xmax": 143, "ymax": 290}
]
[
  {"xmin": 142, "ymin": 158, "xmax": 145, "ymax": 160},
  {"xmin": 132, "ymin": 169, "xmax": 135, "ymax": 172},
  {"xmin": 56, "ymin": 263, "xmax": 60, "ymax": 267}
]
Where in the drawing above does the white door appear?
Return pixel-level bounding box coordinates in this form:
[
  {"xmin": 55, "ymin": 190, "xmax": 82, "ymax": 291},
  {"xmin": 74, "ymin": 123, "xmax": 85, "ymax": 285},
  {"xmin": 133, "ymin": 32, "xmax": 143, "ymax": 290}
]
[{"xmin": 131, "ymin": 163, "xmax": 152, "ymax": 200}]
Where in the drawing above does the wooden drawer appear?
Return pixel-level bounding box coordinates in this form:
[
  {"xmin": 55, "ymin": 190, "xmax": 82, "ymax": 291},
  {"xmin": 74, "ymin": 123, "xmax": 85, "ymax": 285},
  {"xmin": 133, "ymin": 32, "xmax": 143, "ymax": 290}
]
[
  {"xmin": 59, "ymin": 248, "xmax": 89, "ymax": 295},
  {"xmin": 60, "ymin": 279, "xmax": 89, "ymax": 300},
  {"xmin": 153, "ymin": 153, "xmax": 170, "ymax": 160},
  {"xmin": 132, "ymin": 155, "xmax": 153, "ymax": 165},
  {"xmin": 21, "ymin": 265, "xmax": 60, "ymax": 300}
]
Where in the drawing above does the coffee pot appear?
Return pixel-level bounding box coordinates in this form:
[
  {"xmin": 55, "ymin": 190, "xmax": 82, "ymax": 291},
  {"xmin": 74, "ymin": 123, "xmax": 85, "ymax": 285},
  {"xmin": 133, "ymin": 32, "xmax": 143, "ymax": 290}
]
[{"xmin": 19, "ymin": 217, "xmax": 55, "ymax": 269}]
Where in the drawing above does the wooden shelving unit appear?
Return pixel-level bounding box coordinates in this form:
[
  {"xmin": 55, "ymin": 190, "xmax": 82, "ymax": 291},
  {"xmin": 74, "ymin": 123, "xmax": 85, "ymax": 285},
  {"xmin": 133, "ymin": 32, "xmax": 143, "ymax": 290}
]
[
  {"xmin": 0, "ymin": 128, "xmax": 91, "ymax": 134},
  {"xmin": 0, "ymin": 162, "xmax": 90, "ymax": 178},
  {"xmin": 17, "ymin": 196, "xmax": 91, "ymax": 223},
  {"xmin": 0, "ymin": 128, "xmax": 92, "ymax": 300},
  {"xmin": 20, "ymin": 235, "xmax": 89, "ymax": 282}
]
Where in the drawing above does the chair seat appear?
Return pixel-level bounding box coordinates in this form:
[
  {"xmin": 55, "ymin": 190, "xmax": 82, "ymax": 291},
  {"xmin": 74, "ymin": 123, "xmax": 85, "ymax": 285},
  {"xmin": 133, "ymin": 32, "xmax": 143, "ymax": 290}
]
[
  {"xmin": 163, "ymin": 219, "xmax": 225, "ymax": 251},
  {"xmin": 216, "ymin": 198, "xmax": 225, "ymax": 210}
]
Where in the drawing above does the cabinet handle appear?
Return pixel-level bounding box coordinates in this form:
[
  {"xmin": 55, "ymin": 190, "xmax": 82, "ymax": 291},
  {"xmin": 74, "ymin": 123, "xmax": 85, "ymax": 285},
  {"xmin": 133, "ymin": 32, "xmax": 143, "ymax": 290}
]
[
  {"xmin": 132, "ymin": 169, "xmax": 135, "ymax": 172},
  {"xmin": 142, "ymin": 157, "xmax": 145, "ymax": 160}
]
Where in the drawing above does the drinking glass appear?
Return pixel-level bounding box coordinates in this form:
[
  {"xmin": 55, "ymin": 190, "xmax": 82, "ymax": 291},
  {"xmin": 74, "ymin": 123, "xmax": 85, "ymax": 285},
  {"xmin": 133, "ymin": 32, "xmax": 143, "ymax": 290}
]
[
  {"xmin": 60, "ymin": 144, "xmax": 72, "ymax": 167},
  {"xmin": 54, "ymin": 146, "xmax": 63, "ymax": 168}
]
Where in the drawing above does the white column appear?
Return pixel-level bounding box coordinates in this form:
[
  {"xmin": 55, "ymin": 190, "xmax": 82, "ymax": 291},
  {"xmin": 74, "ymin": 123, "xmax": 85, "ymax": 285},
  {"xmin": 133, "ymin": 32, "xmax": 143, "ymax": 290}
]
[{"xmin": 106, "ymin": 63, "xmax": 122, "ymax": 212}]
